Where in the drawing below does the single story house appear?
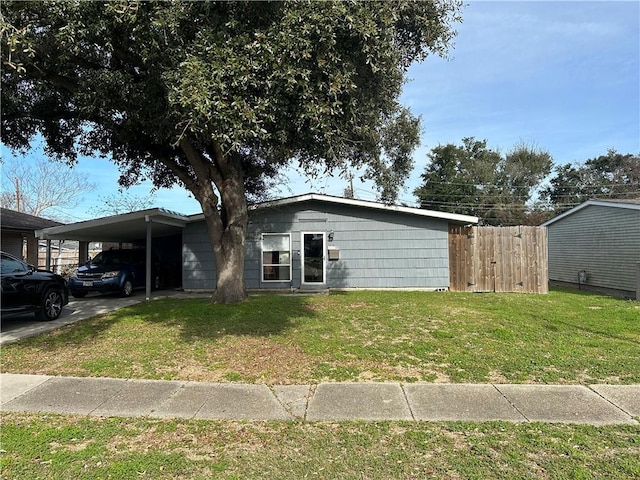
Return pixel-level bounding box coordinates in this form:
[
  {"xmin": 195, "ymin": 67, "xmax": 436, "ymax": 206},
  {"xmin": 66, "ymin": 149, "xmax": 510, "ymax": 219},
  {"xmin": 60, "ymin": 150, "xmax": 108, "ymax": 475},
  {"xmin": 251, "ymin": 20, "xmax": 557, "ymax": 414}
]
[
  {"xmin": 541, "ymin": 199, "xmax": 640, "ymax": 300},
  {"xmin": 1, "ymin": 208, "xmax": 62, "ymax": 265},
  {"xmin": 185, "ymin": 194, "xmax": 478, "ymax": 291},
  {"xmin": 36, "ymin": 194, "xmax": 479, "ymax": 296}
]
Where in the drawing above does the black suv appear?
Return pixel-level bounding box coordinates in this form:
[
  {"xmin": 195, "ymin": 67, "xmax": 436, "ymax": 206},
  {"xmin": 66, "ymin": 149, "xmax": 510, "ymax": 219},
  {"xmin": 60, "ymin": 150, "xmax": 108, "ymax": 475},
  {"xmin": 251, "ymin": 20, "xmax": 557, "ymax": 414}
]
[
  {"xmin": 69, "ymin": 248, "xmax": 159, "ymax": 298},
  {"xmin": 1, "ymin": 251, "xmax": 69, "ymax": 321}
]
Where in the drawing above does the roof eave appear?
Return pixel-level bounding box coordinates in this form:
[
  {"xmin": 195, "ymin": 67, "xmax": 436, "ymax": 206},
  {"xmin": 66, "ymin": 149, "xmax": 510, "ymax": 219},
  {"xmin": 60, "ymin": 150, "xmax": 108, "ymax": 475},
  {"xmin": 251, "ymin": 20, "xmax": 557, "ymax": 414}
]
[
  {"xmin": 542, "ymin": 199, "xmax": 640, "ymax": 227},
  {"xmin": 251, "ymin": 193, "xmax": 479, "ymax": 224}
]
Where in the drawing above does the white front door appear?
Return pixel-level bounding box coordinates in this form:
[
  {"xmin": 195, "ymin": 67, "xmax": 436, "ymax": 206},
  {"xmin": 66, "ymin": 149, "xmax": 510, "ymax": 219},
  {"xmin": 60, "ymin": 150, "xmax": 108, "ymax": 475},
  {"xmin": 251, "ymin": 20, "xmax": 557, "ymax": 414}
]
[{"xmin": 301, "ymin": 232, "xmax": 326, "ymax": 285}]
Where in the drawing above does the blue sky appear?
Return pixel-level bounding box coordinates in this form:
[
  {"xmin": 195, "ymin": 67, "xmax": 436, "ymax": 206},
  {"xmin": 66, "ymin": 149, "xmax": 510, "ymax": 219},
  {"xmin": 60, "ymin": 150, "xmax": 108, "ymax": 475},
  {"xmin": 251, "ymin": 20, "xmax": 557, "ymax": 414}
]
[{"xmin": 2, "ymin": 1, "xmax": 639, "ymax": 221}]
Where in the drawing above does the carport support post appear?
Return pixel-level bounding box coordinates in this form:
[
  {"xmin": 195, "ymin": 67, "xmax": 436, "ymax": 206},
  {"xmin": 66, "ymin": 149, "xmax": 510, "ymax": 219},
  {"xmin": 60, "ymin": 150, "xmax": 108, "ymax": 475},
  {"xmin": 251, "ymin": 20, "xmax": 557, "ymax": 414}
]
[
  {"xmin": 145, "ymin": 216, "xmax": 152, "ymax": 301},
  {"xmin": 45, "ymin": 239, "xmax": 52, "ymax": 270},
  {"xmin": 26, "ymin": 234, "xmax": 39, "ymax": 267},
  {"xmin": 79, "ymin": 242, "xmax": 89, "ymax": 265}
]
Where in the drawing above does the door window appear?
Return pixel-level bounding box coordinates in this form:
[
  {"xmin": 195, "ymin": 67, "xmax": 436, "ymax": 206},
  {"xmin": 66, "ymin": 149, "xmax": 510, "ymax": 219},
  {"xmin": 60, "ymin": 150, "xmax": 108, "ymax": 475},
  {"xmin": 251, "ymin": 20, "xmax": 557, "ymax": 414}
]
[{"xmin": 302, "ymin": 233, "xmax": 325, "ymax": 284}]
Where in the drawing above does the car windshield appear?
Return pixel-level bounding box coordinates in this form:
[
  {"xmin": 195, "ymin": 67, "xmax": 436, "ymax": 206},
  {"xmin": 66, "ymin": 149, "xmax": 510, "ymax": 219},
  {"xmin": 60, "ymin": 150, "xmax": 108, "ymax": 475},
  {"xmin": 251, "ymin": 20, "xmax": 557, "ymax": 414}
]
[
  {"xmin": 1, "ymin": 255, "xmax": 28, "ymax": 274},
  {"xmin": 91, "ymin": 251, "xmax": 128, "ymax": 265}
]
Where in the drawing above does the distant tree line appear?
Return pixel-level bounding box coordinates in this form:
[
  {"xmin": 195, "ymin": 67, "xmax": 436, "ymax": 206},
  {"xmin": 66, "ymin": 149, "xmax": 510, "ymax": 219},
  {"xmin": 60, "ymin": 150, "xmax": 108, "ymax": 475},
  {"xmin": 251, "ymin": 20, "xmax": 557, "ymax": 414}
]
[{"xmin": 414, "ymin": 138, "xmax": 639, "ymax": 226}]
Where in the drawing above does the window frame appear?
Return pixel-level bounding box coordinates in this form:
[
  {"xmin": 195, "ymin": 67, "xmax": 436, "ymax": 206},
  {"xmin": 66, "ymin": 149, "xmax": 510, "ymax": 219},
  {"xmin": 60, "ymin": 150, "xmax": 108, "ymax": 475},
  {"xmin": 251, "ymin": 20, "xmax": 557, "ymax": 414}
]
[{"xmin": 261, "ymin": 233, "xmax": 292, "ymax": 283}]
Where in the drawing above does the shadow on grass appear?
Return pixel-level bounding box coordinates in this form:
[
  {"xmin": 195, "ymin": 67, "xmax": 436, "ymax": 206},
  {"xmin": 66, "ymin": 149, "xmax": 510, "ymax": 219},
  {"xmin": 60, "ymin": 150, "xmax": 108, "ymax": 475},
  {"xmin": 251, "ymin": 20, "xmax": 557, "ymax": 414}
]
[
  {"xmin": 11, "ymin": 314, "xmax": 121, "ymax": 351},
  {"xmin": 4, "ymin": 295, "xmax": 318, "ymax": 352},
  {"xmin": 130, "ymin": 294, "xmax": 317, "ymax": 343},
  {"xmin": 550, "ymin": 318, "xmax": 640, "ymax": 346},
  {"xmin": 548, "ymin": 287, "xmax": 640, "ymax": 346}
]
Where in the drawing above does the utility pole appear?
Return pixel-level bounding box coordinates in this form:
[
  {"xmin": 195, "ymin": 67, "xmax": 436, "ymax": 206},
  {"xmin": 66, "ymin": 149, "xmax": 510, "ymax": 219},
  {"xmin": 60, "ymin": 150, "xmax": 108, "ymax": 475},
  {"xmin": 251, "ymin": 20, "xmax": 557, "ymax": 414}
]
[
  {"xmin": 14, "ymin": 177, "xmax": 21, "ymax": 211},
  {"xmin": 349, "ymin": 173, "xmax": 354, "ymax": 199}
]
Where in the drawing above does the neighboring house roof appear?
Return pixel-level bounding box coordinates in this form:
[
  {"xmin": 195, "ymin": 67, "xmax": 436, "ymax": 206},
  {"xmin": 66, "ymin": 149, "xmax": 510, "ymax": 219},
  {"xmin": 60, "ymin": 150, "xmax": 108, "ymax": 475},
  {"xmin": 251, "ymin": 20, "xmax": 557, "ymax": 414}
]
[
  {"xmin": 1, "ymin": 208, "xmax": 62, "ymax": 232},
  {"xmin": 541, "ymin": 199, "xmax": 640, "ymax": 227},
  {"xmin": 190, "ymin": 193, "xmax": 480, "ymax": 225}
]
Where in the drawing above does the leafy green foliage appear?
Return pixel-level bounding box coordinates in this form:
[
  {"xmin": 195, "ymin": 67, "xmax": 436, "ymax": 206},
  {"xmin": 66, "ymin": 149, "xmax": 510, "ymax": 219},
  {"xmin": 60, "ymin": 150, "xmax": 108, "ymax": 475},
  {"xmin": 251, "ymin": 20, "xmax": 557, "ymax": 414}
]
[
  {"xmin": 1, "ymin": 1, "xmax": 461, "ymax": 197},
  {"xmin": 414, "ymin": 138, "xmax": 553, "ymax": 225},
  {"xmin": 542, "ymin": 149, "xmax": 640, "ymax": 213}
]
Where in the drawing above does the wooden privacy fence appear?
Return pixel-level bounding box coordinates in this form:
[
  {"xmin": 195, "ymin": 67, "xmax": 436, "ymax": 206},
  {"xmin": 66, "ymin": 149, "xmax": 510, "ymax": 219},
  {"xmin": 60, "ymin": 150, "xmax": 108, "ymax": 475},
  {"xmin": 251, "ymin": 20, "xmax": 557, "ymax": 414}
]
[{"xmin": 449, "ymin": 226, "xmax": 548, "ymax": 294}]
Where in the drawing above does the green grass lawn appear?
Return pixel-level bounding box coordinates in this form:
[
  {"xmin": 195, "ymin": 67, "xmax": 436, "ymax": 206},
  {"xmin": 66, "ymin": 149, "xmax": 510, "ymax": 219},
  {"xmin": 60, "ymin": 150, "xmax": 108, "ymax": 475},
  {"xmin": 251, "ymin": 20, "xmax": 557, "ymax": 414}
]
[
  {"xmin": 1, "ymin": 412, "xmax": 639, "ymax": 480},
  {"xmin": 2, "ymin": 288, "xmax": 638, "ymax": 384}
]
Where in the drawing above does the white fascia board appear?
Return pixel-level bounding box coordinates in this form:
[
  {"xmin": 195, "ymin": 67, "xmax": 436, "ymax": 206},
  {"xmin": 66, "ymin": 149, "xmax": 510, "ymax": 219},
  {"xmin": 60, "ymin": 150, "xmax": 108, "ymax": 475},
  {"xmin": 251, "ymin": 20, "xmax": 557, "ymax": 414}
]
[
  {"xmin": 188, "ymin": 193, "xmax": 479, "ymax": 224},
  {"xmin": 251, "ymin": 193, "xmax": 479, "ymax": 224}
]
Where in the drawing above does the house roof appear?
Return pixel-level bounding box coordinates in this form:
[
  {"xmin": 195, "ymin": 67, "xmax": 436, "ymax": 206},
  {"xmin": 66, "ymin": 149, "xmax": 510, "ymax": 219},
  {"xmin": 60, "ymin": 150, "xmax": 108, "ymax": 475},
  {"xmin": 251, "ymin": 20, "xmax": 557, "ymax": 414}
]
[
  {"xmin": 541, "ymin": 199, "xmax": 640, "ymax": 227},
  {"xmin": 190, "ymin": 193, "xmax": 480, "ymax": 225},
  {"xmin": 36, "ymin": 193, "xmax": 478, "ymax": 242},
  {"xmin": 1, "ymin": 208, "xmax": 63, "ymax": 232}
]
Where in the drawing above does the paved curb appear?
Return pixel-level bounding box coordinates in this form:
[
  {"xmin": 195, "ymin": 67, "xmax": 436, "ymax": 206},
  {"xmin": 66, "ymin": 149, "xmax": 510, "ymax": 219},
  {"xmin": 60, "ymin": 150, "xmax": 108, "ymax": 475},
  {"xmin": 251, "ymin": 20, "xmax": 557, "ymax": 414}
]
[{"xmin": 1, "ymin": 374, "xmax": 638, "ymax": 425}]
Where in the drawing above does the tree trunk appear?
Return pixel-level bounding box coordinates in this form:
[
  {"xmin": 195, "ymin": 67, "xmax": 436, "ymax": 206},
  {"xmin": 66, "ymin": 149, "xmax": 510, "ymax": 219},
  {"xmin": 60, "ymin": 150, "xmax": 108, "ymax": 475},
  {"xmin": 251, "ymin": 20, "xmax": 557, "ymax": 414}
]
[
  {"xmin": 201, "ymin": 159, "xmax": 249, "ymax": 304},
  {"xmin": 210, "ymin": 226, "xmax": 247, "ymax": 303},
  {"xmin": 175, "ymin": 138, "xmax": 249, "ymax": 303}
]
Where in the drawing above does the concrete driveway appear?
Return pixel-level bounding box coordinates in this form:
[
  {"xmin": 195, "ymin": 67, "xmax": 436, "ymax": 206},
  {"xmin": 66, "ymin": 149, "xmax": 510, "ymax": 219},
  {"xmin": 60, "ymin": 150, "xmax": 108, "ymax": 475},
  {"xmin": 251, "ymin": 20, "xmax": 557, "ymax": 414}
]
[{"xmin": 0, "ymin": 290, "xmax": 182, "ymax": 345}]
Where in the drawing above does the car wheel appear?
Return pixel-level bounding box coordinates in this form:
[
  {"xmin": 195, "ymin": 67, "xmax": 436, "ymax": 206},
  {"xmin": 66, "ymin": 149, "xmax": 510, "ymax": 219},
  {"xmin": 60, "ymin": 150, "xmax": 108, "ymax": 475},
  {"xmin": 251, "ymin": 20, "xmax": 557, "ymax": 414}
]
[
  {"xmin": 71, "ymin": 292, "xmax": 87, "ymax": 298},
  {"xmin": 36, "ymin": 288, "xmax": 64, "ymax": 321},
  {"xmin": 121, "ymin": 278, "xmax": 134, "ymax": 297}
]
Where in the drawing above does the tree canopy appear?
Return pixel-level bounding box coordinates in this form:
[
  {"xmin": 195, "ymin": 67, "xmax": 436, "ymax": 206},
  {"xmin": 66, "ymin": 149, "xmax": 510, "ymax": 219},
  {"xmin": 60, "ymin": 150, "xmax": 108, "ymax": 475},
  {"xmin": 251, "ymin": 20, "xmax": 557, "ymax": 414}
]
[
  {"xmin": 414, "ymin": 138, "xmax": 552, "ymax": 225},
  {"xmin": 1, "ymin": 0, "xmax": 462, "ymax": 302},
  {"xmin": 541, "ymin": 150, "xmax": 640, "ymax": 213}
]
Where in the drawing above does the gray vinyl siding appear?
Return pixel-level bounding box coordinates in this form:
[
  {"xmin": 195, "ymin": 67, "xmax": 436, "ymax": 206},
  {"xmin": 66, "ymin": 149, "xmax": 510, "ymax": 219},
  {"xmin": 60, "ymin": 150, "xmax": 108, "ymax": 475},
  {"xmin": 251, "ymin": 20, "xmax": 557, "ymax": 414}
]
[
  {"xmin": 182, "ymin": 223, "xmax": 217, "ymax": 290},
  {"xmin": 547, "ymin": 205, "xmax": 640, "ymax": 294},
  {"xmin": 182, "ymin": 200, "xmax": 452, "ymax": 291}
]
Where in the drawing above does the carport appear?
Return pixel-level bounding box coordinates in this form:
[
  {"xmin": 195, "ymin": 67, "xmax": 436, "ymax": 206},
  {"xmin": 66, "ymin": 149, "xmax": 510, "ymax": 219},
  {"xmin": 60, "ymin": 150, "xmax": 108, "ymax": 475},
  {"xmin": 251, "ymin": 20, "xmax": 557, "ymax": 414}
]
[{"xmin": 36, "ymin": 208, "xmax": 189, "ymax": 300}]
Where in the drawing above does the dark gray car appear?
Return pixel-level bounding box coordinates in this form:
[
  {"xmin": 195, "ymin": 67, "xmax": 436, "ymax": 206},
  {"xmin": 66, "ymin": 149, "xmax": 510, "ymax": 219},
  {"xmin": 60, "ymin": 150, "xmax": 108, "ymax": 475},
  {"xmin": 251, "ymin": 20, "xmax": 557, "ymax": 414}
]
[{"xmin": 1, "ymin": 251, "xmax": 69, "ymax": 321}]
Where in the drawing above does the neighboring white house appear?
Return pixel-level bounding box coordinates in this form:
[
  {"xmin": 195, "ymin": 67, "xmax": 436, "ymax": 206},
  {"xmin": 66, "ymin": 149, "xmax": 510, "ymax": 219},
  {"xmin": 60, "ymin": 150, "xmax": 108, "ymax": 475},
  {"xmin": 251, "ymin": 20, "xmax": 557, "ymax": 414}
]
[{"xmin": 542, "ymin": 199, "xmax": 640, "ymax": 300}]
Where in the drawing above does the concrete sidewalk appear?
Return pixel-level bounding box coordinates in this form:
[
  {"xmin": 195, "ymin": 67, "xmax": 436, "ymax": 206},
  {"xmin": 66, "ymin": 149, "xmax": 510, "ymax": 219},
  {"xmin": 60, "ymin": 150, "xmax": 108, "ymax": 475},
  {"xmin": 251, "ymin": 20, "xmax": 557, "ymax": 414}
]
[{"xmin": 2, "ymin": 374, "xmax": 638, "ymax": 425}]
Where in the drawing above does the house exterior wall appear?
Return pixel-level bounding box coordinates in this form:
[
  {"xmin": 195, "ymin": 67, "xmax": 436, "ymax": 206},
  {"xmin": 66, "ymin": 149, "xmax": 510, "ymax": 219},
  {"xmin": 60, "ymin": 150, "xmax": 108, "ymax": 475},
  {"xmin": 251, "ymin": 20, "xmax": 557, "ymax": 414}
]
[
  {"xmin": 547, "ymin": 204, "xmax": 640, "ymax": 298},
  {"xmin": 1, "ymin": 233, "xmax": 24, "ymax": 259},
  {"xmin": 182, "ymin": 223, "xmax": 217, "ymax": 291},
  {"xmin": 182, "ymin": 200, "xmax": 452, "ymax": 291}
]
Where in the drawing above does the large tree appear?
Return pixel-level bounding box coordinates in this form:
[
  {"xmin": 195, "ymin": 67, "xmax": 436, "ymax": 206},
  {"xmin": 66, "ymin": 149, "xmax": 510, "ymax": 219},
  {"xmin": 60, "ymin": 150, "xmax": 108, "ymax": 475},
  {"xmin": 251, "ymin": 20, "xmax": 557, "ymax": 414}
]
[
  {"xmin": 414, "ymin": 138, "xmax": 552, "ymax": 225},
  {"xmin": 542, "ymin": 149, "xmax": 640, "ymax": 213},
  {"xmin": 1, "ymin": 0, "xmax": 462, "ymax": 302}
]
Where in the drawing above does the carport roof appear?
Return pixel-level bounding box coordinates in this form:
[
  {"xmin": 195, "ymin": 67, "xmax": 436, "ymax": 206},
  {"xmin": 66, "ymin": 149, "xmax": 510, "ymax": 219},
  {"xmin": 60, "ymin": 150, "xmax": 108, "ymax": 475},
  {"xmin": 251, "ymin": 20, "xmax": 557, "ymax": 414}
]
[{"xmin": 35, "ymin": 208, "xmax": 189, "ymax": 242}]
